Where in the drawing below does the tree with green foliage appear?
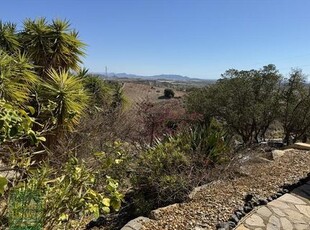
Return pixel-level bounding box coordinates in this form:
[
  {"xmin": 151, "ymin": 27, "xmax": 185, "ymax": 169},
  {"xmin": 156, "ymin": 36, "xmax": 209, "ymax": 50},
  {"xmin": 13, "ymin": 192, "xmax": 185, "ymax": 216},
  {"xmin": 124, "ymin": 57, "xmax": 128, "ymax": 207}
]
[
  {"xmin": 280, "ymin": 69, "xmax": 310, "ymax": 144},
  {"xmin": 0, "ymin": 21, "xmax": 20, "ymax": 53},
  {"xmin": 186, "ymin": 65, "xmax": 282, "ymax": 144},
  {"xmin": 0, "ymin": 18, "xmax": 88, "ymax": 136},
  {"xmin": 164, "ymin": 88, "xmax": 175, "ymax": 98},
  {"xmin": 20, "ymin": 18, "xmax": 85, "ymax": 75},
  {"xmin": 82, "ymin": 74, "xmax": 114, "ymax": 109},
  {"xmin": 0, "ymin": 17, "xmax": 125, "ymax": 229},
  {"xmin": 0, "ymin": 51, "xmax": 38, "ymax": 103},
  {"xmin": 41, "ymin": 68, "xmax": 89, "ymax": 135}
]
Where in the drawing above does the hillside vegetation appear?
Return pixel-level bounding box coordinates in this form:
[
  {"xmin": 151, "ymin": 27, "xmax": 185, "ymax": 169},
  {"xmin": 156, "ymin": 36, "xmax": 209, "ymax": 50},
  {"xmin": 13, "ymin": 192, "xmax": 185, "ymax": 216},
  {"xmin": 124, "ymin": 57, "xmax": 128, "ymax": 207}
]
[{"xmin": 0, "ymin": 18, "xmax": 310, "ymax": 230}]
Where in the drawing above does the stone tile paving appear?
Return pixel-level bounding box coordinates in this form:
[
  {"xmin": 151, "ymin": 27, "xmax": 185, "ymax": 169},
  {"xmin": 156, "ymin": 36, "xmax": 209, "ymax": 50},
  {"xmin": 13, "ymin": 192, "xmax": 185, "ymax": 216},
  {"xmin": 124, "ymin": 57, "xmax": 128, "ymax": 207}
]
[{"xmin": 235, "ymin": 180, "xmax": 310, "ymax": 230}]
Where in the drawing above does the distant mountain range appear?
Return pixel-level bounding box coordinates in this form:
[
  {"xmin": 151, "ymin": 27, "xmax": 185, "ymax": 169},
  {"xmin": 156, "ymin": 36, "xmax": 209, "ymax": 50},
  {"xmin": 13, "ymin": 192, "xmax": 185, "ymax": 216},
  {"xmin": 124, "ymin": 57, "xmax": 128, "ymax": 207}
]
[{"xmin": 94, "ymin": 72, "xmax": 205, "ymax": 82}]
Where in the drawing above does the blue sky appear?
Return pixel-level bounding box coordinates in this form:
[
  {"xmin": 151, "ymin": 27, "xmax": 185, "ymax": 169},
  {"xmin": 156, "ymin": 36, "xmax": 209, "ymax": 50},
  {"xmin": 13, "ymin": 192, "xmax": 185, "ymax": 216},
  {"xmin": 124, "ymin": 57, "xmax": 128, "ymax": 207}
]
[{"xmin": 1, "ymin": 0, "xmax": 310, "ymax": 79}]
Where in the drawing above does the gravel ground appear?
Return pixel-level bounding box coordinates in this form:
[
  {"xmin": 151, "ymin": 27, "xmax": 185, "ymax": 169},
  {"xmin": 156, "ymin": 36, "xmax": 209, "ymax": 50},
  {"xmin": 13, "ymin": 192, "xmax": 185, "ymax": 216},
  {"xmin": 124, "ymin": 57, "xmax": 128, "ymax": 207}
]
[{"xmin": 141, "ymin": 149, "xmax": 310, "ymax": 230}]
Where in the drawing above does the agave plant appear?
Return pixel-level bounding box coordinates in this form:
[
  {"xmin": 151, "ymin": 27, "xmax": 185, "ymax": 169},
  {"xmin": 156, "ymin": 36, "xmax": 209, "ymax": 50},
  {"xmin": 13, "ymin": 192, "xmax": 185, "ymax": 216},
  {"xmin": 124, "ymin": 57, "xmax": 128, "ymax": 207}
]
[{"xmin": 41, "ymin": 68, "xmax": 89, "ymax": 134}]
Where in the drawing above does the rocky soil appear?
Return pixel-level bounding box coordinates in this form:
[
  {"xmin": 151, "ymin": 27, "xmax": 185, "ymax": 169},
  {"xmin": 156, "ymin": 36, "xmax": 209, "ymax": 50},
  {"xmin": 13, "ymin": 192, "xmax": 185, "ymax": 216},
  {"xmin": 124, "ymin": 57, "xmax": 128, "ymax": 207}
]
[{"xmin": 141, "ymin": 149, "xmax": 310, "ymax": 230}]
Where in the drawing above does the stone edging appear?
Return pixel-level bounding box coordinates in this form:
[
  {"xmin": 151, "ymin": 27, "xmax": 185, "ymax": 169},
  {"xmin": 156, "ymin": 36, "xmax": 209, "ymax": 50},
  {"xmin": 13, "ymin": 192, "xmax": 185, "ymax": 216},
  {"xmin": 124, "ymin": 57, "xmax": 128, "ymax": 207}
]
[
  {"xmin": 216, "ymin": 172, "xmax": 310, "ymax": 230},
  {"xmin": 120, "ymin": 216, "xmax": 151, "ymax": 230}
]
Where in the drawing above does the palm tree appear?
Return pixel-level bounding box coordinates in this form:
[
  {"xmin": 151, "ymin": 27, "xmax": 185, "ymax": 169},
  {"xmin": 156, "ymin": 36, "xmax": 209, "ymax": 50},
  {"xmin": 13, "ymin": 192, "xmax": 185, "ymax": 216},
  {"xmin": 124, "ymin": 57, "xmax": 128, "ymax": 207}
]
[{"xmin": 41, "ymin": 68, "xmax": 89, "ymax": 134}]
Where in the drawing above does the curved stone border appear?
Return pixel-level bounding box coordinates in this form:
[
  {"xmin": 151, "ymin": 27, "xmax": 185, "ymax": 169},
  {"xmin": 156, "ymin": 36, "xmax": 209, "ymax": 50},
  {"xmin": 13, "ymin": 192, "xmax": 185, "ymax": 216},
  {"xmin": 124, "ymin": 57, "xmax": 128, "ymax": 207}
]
[
  {"xmin": 216, "ymin": 172, "xmax": 310, "ymax": 230},
  {"xmin": 236, "ymin": 191, "xmax": 310, "ymax": 230},
  {"xmin": 120, "ymin": 216, "xmax": 151, "ymax": 230}
]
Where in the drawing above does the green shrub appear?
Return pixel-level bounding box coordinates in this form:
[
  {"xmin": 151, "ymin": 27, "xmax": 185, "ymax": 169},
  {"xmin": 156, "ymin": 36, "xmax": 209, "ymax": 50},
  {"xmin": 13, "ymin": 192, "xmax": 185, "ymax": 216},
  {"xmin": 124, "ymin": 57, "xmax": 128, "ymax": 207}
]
[
  {"xmin": 185, "ymin": 65, "xmax": 282, "ymax": 144},
  {"xmin": 131, "ymin": 137, "xmax": 192, "ymax": 215},
  {"xmin": 82, "ymin": 75, "xmax": 114, "ymax": 109},
  {"xmin": 0, "ymin": 100, "xmax": 44, "ymax": 145},
  {"xmin": 130, "ymin": 120, "xmax": 231, "ymax": 216},
  {"xmin": 26, "ymin": 157, "xmax": 124, "ymax": 229},
  {"xmin": 182, "ymin": 119, "xmax": 231, "ymax": 163},
  {"xmin": 164, "ymin": 88, "xmax": 175, "ymax": 98},
  {"xmin": 92, "ymin": 140, "xmax": 133, "ymax": 187}
]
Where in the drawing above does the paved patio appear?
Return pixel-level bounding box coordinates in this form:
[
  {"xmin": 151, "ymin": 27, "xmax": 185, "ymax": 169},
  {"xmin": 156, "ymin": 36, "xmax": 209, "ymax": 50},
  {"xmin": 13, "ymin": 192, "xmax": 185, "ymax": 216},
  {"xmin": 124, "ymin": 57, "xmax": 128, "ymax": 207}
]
[{"xmin": 235, "ymin": 180, "xmax": 310, "ymax": 230}]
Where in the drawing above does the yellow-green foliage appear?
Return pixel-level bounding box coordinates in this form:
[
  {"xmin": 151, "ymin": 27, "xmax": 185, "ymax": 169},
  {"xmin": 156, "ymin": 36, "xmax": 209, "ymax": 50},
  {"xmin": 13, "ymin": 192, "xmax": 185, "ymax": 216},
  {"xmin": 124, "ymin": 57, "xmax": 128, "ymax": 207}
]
[
  {"xmin": 0, "ymin": 51, "xmax": 38, "ymax": 103},
  {"xmin": 21, "ymin": 18, "xmax": 85, "ymax": 72},
  {"xmin": 182, "ymin": 119, "xmax": 231, "ymax": 163},
  {"xmin": 26, "ymin": 157, "xmax": 123, "ymax": 229},
  {"xmin": 41, "ymin": 68, "xmax": 89, "ymax": 132},
  {"xmin": 0, "ymin": 99, "xmax": 46, "ymax": 146},
  {"xmin": 132, "ymin": 138, "xmax": 191, "ymax": 213}
]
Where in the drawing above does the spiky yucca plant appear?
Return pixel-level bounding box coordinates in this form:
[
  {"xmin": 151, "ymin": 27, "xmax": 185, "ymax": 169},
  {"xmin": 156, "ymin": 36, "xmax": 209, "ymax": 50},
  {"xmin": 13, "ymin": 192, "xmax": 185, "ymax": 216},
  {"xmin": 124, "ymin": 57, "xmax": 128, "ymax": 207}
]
[
  {"xmin": 21, "ymin": 18, "xmax": 85, "ymax": 74},
  {"xmin": 0, "ymin": 51, "xmax": 38, "ymax": 103},
  {"xmin": 0, "ymin": 21, "xmax": 20, "ymax": 53},
  {"xmin": 42, "ymin": 68, "xmax": 89, "ymax": 134}
]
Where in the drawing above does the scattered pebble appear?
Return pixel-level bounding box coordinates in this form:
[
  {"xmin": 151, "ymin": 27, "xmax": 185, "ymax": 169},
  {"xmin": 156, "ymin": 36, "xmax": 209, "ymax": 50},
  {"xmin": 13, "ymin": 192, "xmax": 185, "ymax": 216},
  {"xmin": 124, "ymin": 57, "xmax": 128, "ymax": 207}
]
[{"xmin": 141, "ymin": 149, "xmax": 310, "ymax": 230}]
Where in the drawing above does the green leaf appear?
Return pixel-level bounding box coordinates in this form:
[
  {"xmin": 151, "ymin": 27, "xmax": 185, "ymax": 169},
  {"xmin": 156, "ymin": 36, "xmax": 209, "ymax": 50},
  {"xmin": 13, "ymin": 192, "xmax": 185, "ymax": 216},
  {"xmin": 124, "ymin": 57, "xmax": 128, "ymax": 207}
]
[
  {"xmin": 36, "ymin": 136, "xmax": 46, "ymax": 142},
  {"xmin": 27, "ymin": 130, "xmax": 37, "ymax": 144},
  {"xmin": 58, "ymin": 213, "xmax": 69, "ymax": 221},
  {"xmin": 102, "ymin": 206, "xmax": 110, "ymax": 214},
  {"xmin": 89, "ymin": 204, "xmax": 100, "ymax": 218},
  {"xmin": 94, "ymin": 152, "xmax": 105, "ymax": 158},
  {"xmin": 27, "ymin": 106, "xmax": 36, "ymax": 115},
  {"xmin": 110, "ymin": 198, "xmax": 121, "ymax": 211},
  {"xmin": 115, "ymin": 159, "xmax": 123, "ymax": 164},
  {"xmin": 0, "ymin": 176, "xmax": 8, "ymax": 195},
  {"xmin": 102, "ymin": 198, "xmax": 110, "ymax": 207}
]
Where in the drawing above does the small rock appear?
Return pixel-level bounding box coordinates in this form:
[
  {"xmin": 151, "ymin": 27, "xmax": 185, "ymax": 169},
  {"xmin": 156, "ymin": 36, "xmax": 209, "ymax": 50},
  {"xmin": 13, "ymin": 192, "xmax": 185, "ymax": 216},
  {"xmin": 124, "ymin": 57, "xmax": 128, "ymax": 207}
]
[
  {"xmin": 216, "ymin": 222, "xmax": 230, "ymax": 229},
  {"xmin": 253, "ymin": 201, "xmax": 260, "ymax": 206},
  {"xmin": 259, "ymin": 199, "xmax": 268, "ymax": 205},
  {"xmin": 272, "ymin": 149, "xmax": 285, "ymax": 160},
  {"xmin": 244, "ymin": 194, "xmax": 253, "ymax": 203},
  {"xmin": 235, "ymin": 210, "xmax": 244, "ymax": 219},
  {"xmin": 244, "ymin": 205, "xmax": 253, "ymax": 213},
  {"xmin": 120, "ymin": 217, "xmax": 151, "ymax": 230},
  {"xmin": 276, "ymin": 192, "xmax": 283, "ymax": 197},
  {"xmin": 267, "ymin": 197, "xmax": 273, "ymax": 202},
  {"xmin": 228, "ymin": 221, "xmax": 236, "ymax": 228},
  {"xmin": 229, "ymin": 214, "xmax": 239, "ymax": 223}
]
